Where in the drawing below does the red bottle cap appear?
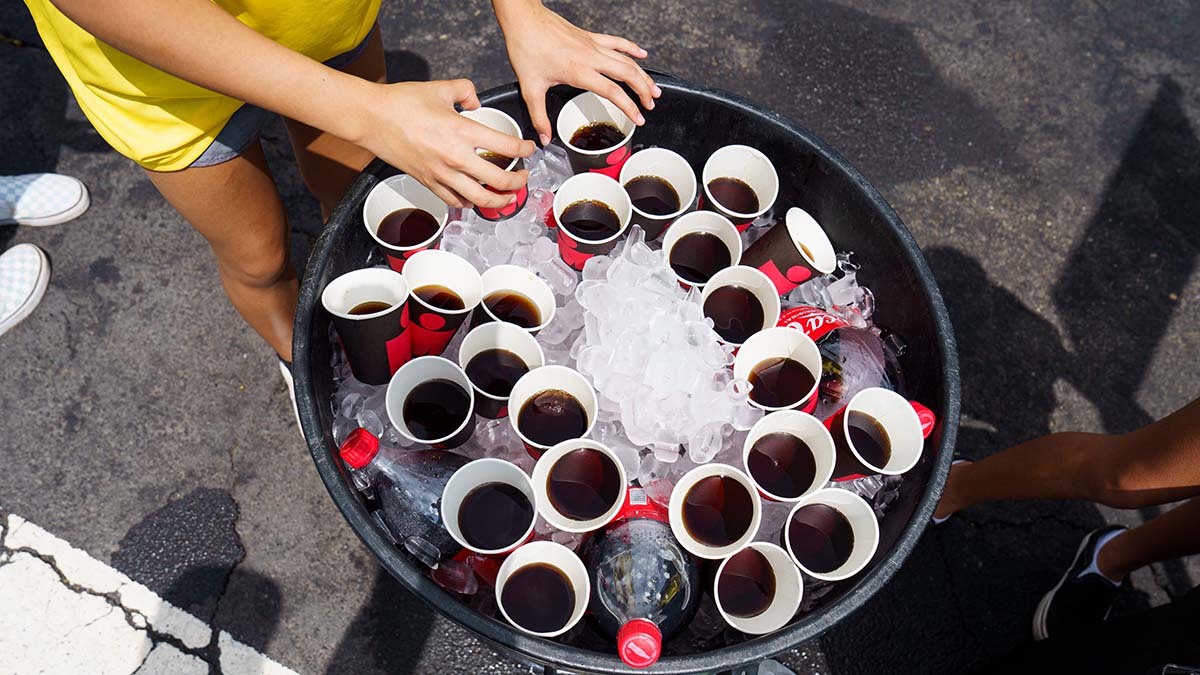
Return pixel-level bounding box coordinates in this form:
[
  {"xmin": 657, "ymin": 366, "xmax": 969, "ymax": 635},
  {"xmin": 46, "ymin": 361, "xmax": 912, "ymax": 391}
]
[
  {"xmin": 339, "ymin": 428, "xmax": 380, "ymax": 469},
  {"xmin": 617, "ymin": 618, "xmax": 662, "ymax": 668}
]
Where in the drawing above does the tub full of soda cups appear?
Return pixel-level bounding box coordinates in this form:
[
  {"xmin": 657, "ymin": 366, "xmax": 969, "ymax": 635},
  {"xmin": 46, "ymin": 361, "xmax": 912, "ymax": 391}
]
[{"xmin": 321, "ymin": 90, "xmax": 940, "ymax": 670}]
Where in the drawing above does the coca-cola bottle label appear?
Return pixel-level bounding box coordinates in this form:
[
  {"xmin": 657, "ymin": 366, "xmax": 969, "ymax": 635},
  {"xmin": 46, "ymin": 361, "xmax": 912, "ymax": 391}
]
[
  {"xmin": 614, "ymin": 488, "xmax": 669, "ymax": 524},
  {"xmin": 777, "ymin": 306, "xmax": 849, "ymax": 341}
]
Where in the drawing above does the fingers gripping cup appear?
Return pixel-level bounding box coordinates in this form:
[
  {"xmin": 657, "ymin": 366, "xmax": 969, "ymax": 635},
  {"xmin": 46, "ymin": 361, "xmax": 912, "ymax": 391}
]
[
  {"xmin": 363, "ymin": 175, "xmax": 449, "ymax": 272},
  {"xmin": 701, "ymin": 145, "xmax": 779, "ymax": 232},
  {"xmin": 458, "ymin": 322, "xmax": 545, "ymax": 419},
  {"xmin": 508, "ymin": 366, "xmax": 598, "ymax": 459},
  {"xmin": 460, "ymin": 107, "xmax": 529, "ymax": 222},
  {"xmin": 713, "ymin": 542, "xmax": 803, "ymax": 635},
  {"xmin": 321, "ymin": 268, "xmax": 411, "ymax": 385},
  {"xmin": 441, "ymin": 458, "xmax": 537, "ymax": 556},
  {"xmin": 700, "ymin": 265, "xmax": 782, "ymax": 347},
  {"xmin": 783, "ymin": 488, "xmax": 879, "ymax": 582},
  {"xmin": 472, "ymin": 265, "xmax": 557, "ymax": 335},
  {"xmin": 401, "ymin": 249, "xmax": 482, "ymax": 357},
  {"xmin": 495, "ymin": 541, "xmax": 590, "ymax": 637},
  {"xmin": 385, "ymin": 356, "xmax": 476, "ymax": 449},
  {"xmin": 552, "ymin": 173, "xmax": 633, "ymax": 271},
  {"xmin": 556, "ymin": 91, "xmax": 637, "ymax": 178},
  {"xmin": 826, "ymin": 387, "xmax": 925, "ymax": 479},
  {"xmin": 742, "ymin": 410, "xmax": 836, "ymax": 502},
  {"xmin": 733, "ymin": 327, "xmax": 822, "ymax": 412},
  {"xmin": 741, "ymin": 207, "xmax": 837, "ymax": 295},
  {"xmin": 618, "ymin": 148, "xmax": 698, "ymax": 240},
  {"xmin": 662, "ymin": 211, "xmax": 743, "ymax": 289},
  {"xmin": 532, "ymin": 439, "xmax": 628, "ymax": 533},
  {"xmin": 669, "ymin": 464, "xmax": 762, "ymax": 560}
]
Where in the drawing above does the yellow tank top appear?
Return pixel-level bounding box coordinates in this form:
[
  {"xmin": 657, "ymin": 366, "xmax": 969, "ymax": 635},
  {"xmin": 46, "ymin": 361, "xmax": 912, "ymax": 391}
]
[{"xmin": 25, "ymin": 0, "xmax": 381, "ymax": 172}]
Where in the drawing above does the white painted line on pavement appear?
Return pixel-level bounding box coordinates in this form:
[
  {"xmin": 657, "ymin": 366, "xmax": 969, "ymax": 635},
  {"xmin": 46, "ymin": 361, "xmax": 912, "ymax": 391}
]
[{"xmin": 0, "ymin": 513, "xmax": 298, "ymax": 675}]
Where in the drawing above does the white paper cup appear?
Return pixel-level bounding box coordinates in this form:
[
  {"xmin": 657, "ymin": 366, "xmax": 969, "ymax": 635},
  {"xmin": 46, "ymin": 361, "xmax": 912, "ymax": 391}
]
[
  {"xmin": 458, "ymin": 322, "xmax": 546, "ymax": 419},
  {"xmin": 618, "ymin": 147, "xmax": 698, "ymax": 240},
  {"xmin": 441, "ymin": 458, "xmax": 538, "ymax": 556},
  {"xmin": 552, "ymin": 173, "xmax": 633, "ymax": 270},
  {"xmin": 556, "ymin": 91, "xmax": 637, "ymax": 177},
  {"xmin": 321, "ymin": 268, "xmax": 412, "ymax": 385},
  {"xmin": 669, "ymin": 464, "xmax": 762, "ymax": 560},
  {"xmin": 363, "ymin": 175, "xmax": 450, "ymax": 272},
  {"xmin": 495, "ymin": 540, "xmax": 590, "ymax": 637},
  {"xmin": 459, "ymin": 107, "xmax": 529, "ymax": 221},
  {"xmin": 384, "ymin": 356, "xmax": 476, "ymax": 448},
  {"xmin": 783, "ymin": 488, "xmax": 879, "ymax": 581},
  {"xmin": 829, "ymin": 387, "xmax": 925, "ymax": 477},
  {"xmin": 700, "ymin": 265, "xmax": 783, "ymax": 347},
  {"xmin": 732, "ymin": 327, "xmax": 822, "ymax": 411},
  {"xmin": 701, "ymin": 145, "xmax": 779, "ymax": 231},
  {"xmin": 713, "ymin": 542, "xmax": 803, "ymax": 635},
  {"xmin": 661, "ymin": 210, "xmax": 744, "ymax": 288},
  {"xmin": 532, "ymin": 439, "xmax": 628, "ymax": 533},
  {"xmin": 474, "ymin": 264, "xmax": 557, "ymax": 334},
  {"xmin": 742, "ymin": 410, "xmax": 835, "ymax": 502},
  {"xmin": 507, "ymin": 366, "xmax": 598, "ymax": 458}
]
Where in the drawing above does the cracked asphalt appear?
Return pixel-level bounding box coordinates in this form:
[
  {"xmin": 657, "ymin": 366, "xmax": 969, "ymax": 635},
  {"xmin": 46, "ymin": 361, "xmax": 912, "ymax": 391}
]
[{"xmin": 2, "ymin": 1, "xmax": 1198, "ymax": 673}]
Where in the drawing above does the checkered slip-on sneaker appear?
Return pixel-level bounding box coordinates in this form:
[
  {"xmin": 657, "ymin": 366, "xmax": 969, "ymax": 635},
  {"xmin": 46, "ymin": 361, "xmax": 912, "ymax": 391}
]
[
  {"xmin": 0, "ymin": 173, "xmax": 90, "ymax": 226},
  {"xmin": 0, "ymin": 244, "xmax": 51, "ymax": 336}
]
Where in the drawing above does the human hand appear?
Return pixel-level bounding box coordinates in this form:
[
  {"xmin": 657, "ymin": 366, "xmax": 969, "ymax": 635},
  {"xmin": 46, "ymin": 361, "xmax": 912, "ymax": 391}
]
[
  {"xmin": 494, "ymin": 0, "xmax": 660, "ymax": 145},
  {"xmin": 354, "ymin": 79, "xmax": 536, "ymax": 210}
]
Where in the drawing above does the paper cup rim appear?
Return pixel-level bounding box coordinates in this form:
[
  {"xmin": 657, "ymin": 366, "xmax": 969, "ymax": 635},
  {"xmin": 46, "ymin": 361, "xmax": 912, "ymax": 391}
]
[
  {"xmin": 479, "ymin": 264, "xmax": 558, "ymax": 332},
  {"xmin": 507, "ymin": 365, "xmax": 599, "ymax": 451},
  {"xmin": 494, "ymin": 540, "xmax": 590, "ymax": 637},
  {"xmin": 440, "ymin": 458, "xmax": 538, "ymax": 556},
  {"xmin": 320, "ymin": 267, "xmax": 410, "ymax": 321},
  {"xmin": 619, "ymin": 147, "xmax": 698, "ymax": 222},
  {"xmin": 668, "ymin": 464, "xmax": 763, "ymax": 559},
  {"xmin": 784, "ymin": 207, "xmax": 837, "ymax": 275},
  {"xmin": 531, "ymin": 439, "xmax": 629, "ymax": 533},
  {"xmin": 403, "ymin": 249, "xmax": 483, "ymax": 316},
  {"xmin": 662, "ymin": 211, "xmax": 744, "ymax": 288},
  {"xmin": 783, "ymin": 487, "xmax": 880, "ymax": 581},
  {"xmin": 838, "ymin": 387, "xmax": 924, "ymax": 475},
  {"xmin": 459, "ymin": 107, "xmax": 523, "ymax": 172},
  {"xmin": 701, "ymin": 144, "xmax": 780, "ymax": 219},
  {"xmin": 712, "ymin": 542, "xmax": 804, "ymax": 635},
  {"xmin": 556, "ymin": 91, "xmax": 636, "ymax": 156},
  {"xmin": 741, "ymin": 410, "xmax": 836, "ymax": 502},
  {"xmin": 458, "ymin": 322, "xmax": 546, "ymax": 403},
  {"xmin": 732, "ymin": 327, "xmax": 822, "ymax": 411},
  {"xmin": 553, "ymin": 174, "xmax": 633, "ymax": 246},
  {"xmin": 384, "ymin": 356, "xmax": 476, "ymax": 445},
  {"xmin": 362, "ymin": 175, "xmax": 449, "ymax": 252},
  {"xmin": 700, "ymin": 265, "xmax": 784, "ymax": 347}
]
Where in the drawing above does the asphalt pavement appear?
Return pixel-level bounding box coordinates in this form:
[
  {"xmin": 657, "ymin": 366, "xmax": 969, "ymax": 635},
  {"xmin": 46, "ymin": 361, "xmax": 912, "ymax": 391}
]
[{"xmin": 2, "ymin": 1, "xmax": 1199, "ymax": 673}]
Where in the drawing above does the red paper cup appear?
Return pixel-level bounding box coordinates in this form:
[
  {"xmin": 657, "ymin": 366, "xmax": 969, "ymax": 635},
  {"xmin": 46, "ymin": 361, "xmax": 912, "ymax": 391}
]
[
  {"xmin": 700, "ymin": 145, "xmax": 779, "ymax": 232},
  {"xmin": 363, "ymin": 175, "xmax": 449, "ymax": 272},
  {"xmin": 531, "ymin": 438, "xmax": 628, "ymax": 533},
  {"xmin": 552, "ymin": 173, "xmax": 632, "ymax": 271},
  {"xmin": 741, "ymin": 409, "xmax": 835, "ymax": 502},
  {"xmin": 460, "ymin": 107, "xmax": 529, "ymax": 222},
  {"xmin": 741, "ymin": 207, "xmax": 836, "ymax": 295},
  {"xmin": 732, "ymin": 327, "xmax": 822, "ymax": 411},
  {"xmin": 321, "ymin": 268, "xmax": 411, "ymax": 385},
  {"xmin": 457, "ymin": 321, "xmax": 545, "ymax": 419},
  {"xmin": 618, "ymin": 147, "xmax": 697, "ymax": 240},
  {"xmin": 556, "ymin": 91, "xmax": 636, "ymax": 178},
  {"xmin": 440, "ymin": 458, "xmax": 537, "ymax": 556},
  {"xmin": 507, "ymin": 365, "xmax": 598, "ymax": 459},
  {"xmin": 400, "ymin": 249, "xmax": 482, "ymax": 357},
  {"xmin": 825, "ymin": 387, "xmax": 924, "ymax": 479},
  {"xmin": 661, "ymin": 210, "xmax": 743, "ymax": 289}
]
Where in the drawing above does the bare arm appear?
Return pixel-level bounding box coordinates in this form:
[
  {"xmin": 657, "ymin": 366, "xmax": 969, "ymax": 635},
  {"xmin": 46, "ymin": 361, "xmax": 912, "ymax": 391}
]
[{"xmin": 50, "ymin": 0, "xmax": 534, "ymax": 208}]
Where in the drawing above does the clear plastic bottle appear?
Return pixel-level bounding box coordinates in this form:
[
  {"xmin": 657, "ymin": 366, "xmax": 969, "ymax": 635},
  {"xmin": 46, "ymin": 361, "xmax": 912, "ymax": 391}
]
[
  {"xmin": 339, "ymin": 427, "xmax": 468, "ymax": 567},
  {"xmin": 581, "ymin": 487, "xmax": 700, "ymax": 668}
]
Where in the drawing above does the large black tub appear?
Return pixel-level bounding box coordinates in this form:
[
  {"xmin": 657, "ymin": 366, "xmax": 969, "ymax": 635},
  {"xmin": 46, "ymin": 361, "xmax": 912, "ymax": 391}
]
[{"xmin": 294, "ymin": 74, "xmax": 960, "ymax": 674}]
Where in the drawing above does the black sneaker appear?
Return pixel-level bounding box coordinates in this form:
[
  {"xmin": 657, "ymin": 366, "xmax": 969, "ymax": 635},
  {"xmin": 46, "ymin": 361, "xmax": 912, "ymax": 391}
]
[{"xmin": 1032, "ymin": 525, "xmax": 1126, "ymax": 641}]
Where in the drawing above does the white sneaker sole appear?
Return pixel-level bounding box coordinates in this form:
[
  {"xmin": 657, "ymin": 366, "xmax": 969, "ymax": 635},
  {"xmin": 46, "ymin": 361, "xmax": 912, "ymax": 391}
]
[
  {"xmin": 0, "ymin": 245, "xmax": 50, "ymax": 337},
  {"xmin": 4, "ymin": 180, "xmax": 91, "ymax": 227},
  {"xmin": 1032, "ymin": 531, "xmax": 1095, "ymax": 641},
  {"xmin": 278, "ymin": 360, "xmax": 302, "ymax": 432}
]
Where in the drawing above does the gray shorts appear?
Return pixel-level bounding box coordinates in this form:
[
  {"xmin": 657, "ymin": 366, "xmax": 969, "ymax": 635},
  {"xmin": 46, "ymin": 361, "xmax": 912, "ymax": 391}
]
[{"xmin": 190, "ymin": 29, "xmax": 374, "ymax": 168}]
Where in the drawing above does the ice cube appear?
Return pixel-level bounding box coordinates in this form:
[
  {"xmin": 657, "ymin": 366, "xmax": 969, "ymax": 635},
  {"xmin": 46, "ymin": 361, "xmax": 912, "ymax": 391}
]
[
  {"xmin": 581, "ymin": 255, "xmax": 614, "ymax": 281},
  {"xmin": 340, "ymin": 392, "xmax": 365, "ymax": 420},
  {"xmin": 606, "ymin": 257, "xmax": 645, "ymax": 288},
  {"xmin": 510, "ymin": 243, "xmax": 535, "ymax": 269},
  {"xmin": 687, "ymin": 422, "xmax": 724, "ymax": 463},
  {"xmin": 609, "ymin": 437, "xmax": 642, "ymax": 478},
  {"xmin": 404, "ymin": 535, "xmax": 442, "ymax": 569},
  {"xmin": 531, "ymin": 236, "xmax": 557, "ymax": 263},
  {"xmin": 534, "ymin": 256, "xmax": 578, "ymax": 297},
  {"xmin": 652, "ymin": 443, "xmax": 681, "ymax": 463},
  {"xmin": 731, "ymin": 403, "xmax": 763, "ymax": 431},
  {"xmin": 431, "ymin": 559, "xmax": 478, "ymax": 595},
  {"xmin": 619, "ymin": 225, "xmax": 647, "ymax": 261},
  {"xmin": 550, "ymin": 529, "xmax": 584, "ymax": 552},
  {"xmin": 356, "ymin": 408, "xmax": 385, "ymax": 437},
  {"xmin": 757, "ymin": 660, "xmax": 797, "ymax": 675},
  {"xmin": 642, "ymin": 477, "xmax": 675, "ymax": 507}
]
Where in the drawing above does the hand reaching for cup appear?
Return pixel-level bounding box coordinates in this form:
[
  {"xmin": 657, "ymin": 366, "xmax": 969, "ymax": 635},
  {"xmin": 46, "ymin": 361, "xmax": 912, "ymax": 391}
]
[
  {"xmin": 355, "ymin": 79, "xmax": 536, "ymax": 210},
  {"xmin": 493, "ymin": 0, "xmax": 661, "ymax": 146}
]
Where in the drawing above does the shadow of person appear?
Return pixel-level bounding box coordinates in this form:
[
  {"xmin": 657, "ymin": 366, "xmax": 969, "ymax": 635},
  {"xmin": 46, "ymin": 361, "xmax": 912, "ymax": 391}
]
[
  {"xmin": 385, "ymin": 49, "xmax": 432, "ymax": 83},
  {"xmin": 323, "ymin": 567, "xmax": 437, "ymax": 675}
]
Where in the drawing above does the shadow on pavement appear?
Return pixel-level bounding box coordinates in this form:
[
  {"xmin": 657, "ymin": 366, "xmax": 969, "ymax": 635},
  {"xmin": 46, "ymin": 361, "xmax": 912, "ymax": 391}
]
[{"xmin": 323, "ymin": 567, "xmax": 436, "ymax": 675}]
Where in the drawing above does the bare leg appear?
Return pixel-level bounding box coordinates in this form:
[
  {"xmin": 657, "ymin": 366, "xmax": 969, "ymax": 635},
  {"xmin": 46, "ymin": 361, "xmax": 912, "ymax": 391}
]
[
  {"xmin": 146, "ymin": 141, "xmax": 297, "ymax": 361},
  {"xmin": 935, "ymin": 398, "xmax": 1200, "ymax": 519},
  {"xmin": 284, "ymin": 26, "xmax": 386, "ymax": 218},
  {"xmin": 1098, "ymin": 497, "xmax": 1200, "ymax": 580}
]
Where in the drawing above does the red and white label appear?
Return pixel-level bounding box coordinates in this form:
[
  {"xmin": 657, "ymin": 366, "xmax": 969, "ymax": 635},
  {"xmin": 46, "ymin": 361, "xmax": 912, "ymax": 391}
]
[
  {"xmin": 613, "ymin": 488, "xmax": 668, "ymax": 524},
  {"xmin": 777, "ymin": 305, "xmax": 849, "ymax": 342}
]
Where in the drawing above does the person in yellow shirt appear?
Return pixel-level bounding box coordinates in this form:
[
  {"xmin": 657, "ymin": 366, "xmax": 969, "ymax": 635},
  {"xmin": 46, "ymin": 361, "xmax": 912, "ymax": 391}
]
[{"xmin": 26, "ymin": 0, "xmax": 658, "ymax": 380}]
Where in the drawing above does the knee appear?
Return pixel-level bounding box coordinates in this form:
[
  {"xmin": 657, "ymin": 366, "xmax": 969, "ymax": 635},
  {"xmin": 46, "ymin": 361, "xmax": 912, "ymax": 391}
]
[{"xmin": 219, "ymin": 245, "xmax": 292, "ymax": 289}]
